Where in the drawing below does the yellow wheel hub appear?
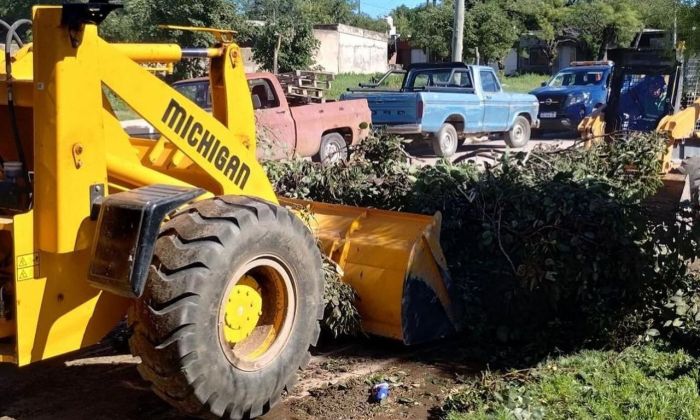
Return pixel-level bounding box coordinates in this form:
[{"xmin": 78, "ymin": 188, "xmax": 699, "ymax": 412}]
[
  {"xmin": 223, "ymin": 276, "xmax": 263, "ymax": 344},
  {"xmin": 219, "ymin": 259, "xmax": 294, "ymax": 370}
]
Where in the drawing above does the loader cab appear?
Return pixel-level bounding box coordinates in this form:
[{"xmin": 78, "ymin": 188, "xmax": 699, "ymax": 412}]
[{"xmin": 604, "ymin": 48, "xmax": 682, "ymax": 134}]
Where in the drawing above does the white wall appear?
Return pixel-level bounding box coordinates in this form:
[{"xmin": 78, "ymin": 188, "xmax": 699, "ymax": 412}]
[
  {"xmin": 503, "ymin": 49, "xmax": 518, "ymax": 76},
  {"xmin": 313, "ymin": 24, "xmax": 387, "ymax": 74},
  {"xmin": 313, "ymin": 28, "xmax": 341, "ymax": 73},
  {"xmin": 241, "ymin": 47, "xmax": 260, "ymax": 73}
]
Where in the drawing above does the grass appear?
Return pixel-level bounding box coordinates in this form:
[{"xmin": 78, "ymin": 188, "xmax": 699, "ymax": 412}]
[
  {"xmin": 328, "ymin": 72, "xmax": 403, "ymax": 99},
  {"xmin": 104, "ymin": 88, "xmax": 139, "ymax": 121},
  {"xmin": 444, "ymin": 343, "xmax": 700, "ymax": 420},
  {"xmin": 500, "ymin": 73, "xmax": 548, "ymax": 93},
  {"xmin": 329, "ymin": 72, "xmax": 546, "ymax": 99}
]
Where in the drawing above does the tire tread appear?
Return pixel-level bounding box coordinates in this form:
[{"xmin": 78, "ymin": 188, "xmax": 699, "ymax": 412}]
[{"xmin": 129, "ymin": 196, "xmax": 323, "ymax": 419}]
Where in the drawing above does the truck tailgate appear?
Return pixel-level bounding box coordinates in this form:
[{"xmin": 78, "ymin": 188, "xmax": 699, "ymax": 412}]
[{"xmin": 343, "ymin": 91, "xmax": 421, "ymax": 125}]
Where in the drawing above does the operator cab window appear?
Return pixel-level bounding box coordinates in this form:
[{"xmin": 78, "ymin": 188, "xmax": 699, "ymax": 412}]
[
  {"xmin": 248, "ymin": 79, "xmax": 280, "ymax": 110},
  {"xmin": 480, "ymin": 70, "xmax": 500, "ymax": 93}
]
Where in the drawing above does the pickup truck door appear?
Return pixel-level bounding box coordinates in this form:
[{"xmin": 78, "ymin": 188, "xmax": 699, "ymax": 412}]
[
  {"xmin": 479, "ymin": 70, "xmax": 511, "ymax": 132},
  {"xmin": 248, "ymin": 77, "xmax": 296, "ymax": 159}
]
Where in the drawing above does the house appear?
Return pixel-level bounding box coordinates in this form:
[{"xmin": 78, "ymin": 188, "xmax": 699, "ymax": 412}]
[
  {"xmin": 312, "ymin": 24, "xmax": 388, "ymax": 74},
  {"xmin": 515, "ymin": 35, "xmax": 586, "ymax": 75},
  {"xmin": 241, "ymin": 22, "xmax": 389, "ymax": 74},
  {"xmin": 392, "ymin": 32, "xmax": 587, "ymax": 76}
]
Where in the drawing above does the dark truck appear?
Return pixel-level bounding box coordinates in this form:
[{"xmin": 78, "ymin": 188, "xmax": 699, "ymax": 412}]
[{"xmin": 530, "ymin": 61, "xmax": 613, "ymax": 133}]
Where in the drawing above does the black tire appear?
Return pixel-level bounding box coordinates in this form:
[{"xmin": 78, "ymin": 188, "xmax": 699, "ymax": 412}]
[
  {"xmin": 504, "ymin": 116, "xmax": 531, "ymax": 148},
  {"xmin": 129, "ymin": 196, "xmax": 323, "ymax": 419},
  {"xmin": 431, "ymin": 123, "xmax": 459, "ymax": 158},
  {"xmin": 313, "ymin": 132, "xmax": 348, "ymax": 164}
]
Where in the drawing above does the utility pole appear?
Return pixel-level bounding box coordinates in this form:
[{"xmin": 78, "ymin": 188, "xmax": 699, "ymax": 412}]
[
  {"xmin": 673, "ymin": 1, "xmax": 678, "ymax": 47},
  {"xmin": 452, "ymin": 0, "xmax": 464, "ymax": 62}
]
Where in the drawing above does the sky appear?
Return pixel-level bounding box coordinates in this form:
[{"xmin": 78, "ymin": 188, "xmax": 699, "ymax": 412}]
[{"xmin": 361, "ymin": 0, "xmax": 426, "ymax": 17}]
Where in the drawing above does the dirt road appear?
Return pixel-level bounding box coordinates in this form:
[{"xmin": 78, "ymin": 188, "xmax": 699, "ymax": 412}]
[
  {"xmin": 0, "ymin": 335, "xmax": 475, "ymax": 420},
  {"xmin": 403, "ymin": 131, "xmax": 577, "ymax": 167}
]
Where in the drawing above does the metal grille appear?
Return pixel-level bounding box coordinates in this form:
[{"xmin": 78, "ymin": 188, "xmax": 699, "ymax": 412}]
[
  {"xmin": 537, "ymin": 94, "xmax": 567, "ymax": 113},
  {"xmin": 684, "ymin": 56, "xmax": 700, "ymax": 132}
]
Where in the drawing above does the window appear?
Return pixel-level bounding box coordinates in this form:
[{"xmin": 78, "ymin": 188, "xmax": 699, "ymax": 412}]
[
  {"xmin": 617, "ymin": 73, "xmax": 670, "ymax": 131},
  {"xmin": 549, "ymin": 70, "xmax": 606, "ymax": 87},
  {"xmin": 248, "ymin": 79, "xmax": 280, "ymax": 110},
  {"xmin": 413, "ymin": 73, "xmax": 431, "ymax": 88},
  {"xmin": 408, "ymin": 69, "xmax": 454, "ymax": 89},
  {"xmin": 174, "ymin": 81, "xmax": 211, "ymax": 109},
  {"xmin": 449, "ymin": 70, "xmax": 472, "ymax": 88},
  {"xmin": 480, "ymin": 71, "xmax": 500, "ymax": 93}
]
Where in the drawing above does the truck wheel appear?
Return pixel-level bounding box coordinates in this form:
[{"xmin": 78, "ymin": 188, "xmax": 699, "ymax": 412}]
[
  {"xmin": 504, "ymin": 116, "xmax": 531, "ymax": 148},
  {"xmin": 431, "ymin": 123, "xmax": 459, "ymax": 158},
  {"xmin": 314, "ymin": 132, "xmax": 348, "ymax": 165},
  {"xmin": 129, "ymin": 196, "xmax": 323, "ymax": 420}
]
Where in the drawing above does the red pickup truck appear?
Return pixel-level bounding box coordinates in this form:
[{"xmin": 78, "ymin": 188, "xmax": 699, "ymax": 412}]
[{"xmin": 171, "ymin": 73, "xmax": 372, "ymax": 163}]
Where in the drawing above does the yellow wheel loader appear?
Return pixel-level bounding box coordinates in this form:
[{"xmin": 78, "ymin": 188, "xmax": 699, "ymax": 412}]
[
  {"xmin": 579, "ymin": 47, "xmax": 700, "ymax": 202},
  {"xmin": 0, "ymin": 3, "xmax": 458, "ymax": 418}
]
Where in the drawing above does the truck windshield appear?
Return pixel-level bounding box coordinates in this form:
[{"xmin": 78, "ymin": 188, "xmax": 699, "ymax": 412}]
[
  {"xmin": 548, "ymin": 69, "xmax": 606, "ymax": 87},
  {"xmin": 407, "ymin": 69, "xmax": 472, "ymax": 90}
]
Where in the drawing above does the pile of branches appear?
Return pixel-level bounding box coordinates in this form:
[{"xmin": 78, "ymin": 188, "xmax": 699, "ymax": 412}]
[{"xmin": 266, "ymin": 132, "xmax": 700, "ymax": 355}]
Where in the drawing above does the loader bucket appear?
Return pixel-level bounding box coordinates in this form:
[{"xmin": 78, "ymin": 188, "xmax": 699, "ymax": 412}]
[{"xmin": 282, "ymin": 199, "xmax": 459, "ymax": 345}]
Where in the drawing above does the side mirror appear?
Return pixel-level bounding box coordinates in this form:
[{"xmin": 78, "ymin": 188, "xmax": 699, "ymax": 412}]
[{"xmin": 541, "ymin": 81, "xmax": 547, "ymax": 87}]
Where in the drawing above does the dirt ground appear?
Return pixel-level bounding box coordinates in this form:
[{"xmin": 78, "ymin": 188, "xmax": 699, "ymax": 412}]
[
  {"xmin": 0, "ymin": 335, "xmax": 476, "ymax": 420},
  {"xmin": 404, "ymin": 131, "xmax": 577, "ymax": 168}
]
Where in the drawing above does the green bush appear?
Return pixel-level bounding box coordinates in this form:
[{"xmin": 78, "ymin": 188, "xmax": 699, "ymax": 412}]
[{"xmin": 266, "ymin": 132, "xmax": 700, "ymax": 353}]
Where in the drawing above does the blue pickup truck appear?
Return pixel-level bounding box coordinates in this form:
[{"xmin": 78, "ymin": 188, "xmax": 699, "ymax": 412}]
[
  {"xmin": 529, "ymin": 61, "xmax": 613, "ymax": 132},
  {"xmin": 342, "ymin": 63, "xmax": 540, "ymax": 157}
]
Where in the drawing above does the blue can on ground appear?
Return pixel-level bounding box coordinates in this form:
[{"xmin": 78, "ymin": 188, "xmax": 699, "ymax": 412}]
[{"xmin": 371, "ymin": 382, "xmax": 390, "ymax": 403}]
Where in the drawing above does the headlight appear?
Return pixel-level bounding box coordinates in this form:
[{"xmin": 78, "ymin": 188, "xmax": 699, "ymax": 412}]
[{"xmin": 565, "ymin": 92, "xmax": 591, "ymax": 107}]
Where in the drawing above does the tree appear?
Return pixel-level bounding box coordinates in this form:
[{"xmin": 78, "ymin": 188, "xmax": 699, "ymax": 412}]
[
  {"xmin": 247, "ymin": 0, "xmax": 319, "ymax": 73},
  {"xmin": 302, "ymin": 0, "xmax": 356, "ymax": 25},
  {"xmin": 569, "ymin": 0, "xmax": 643, "ymax": 58},
  {"xmin": 407, "ymin": 1, "xmax": 454, "ymax": 61},
  {"xmin": 1, "ymin": 0, "xmax": 62, "ymax": 42},
  {"xmin": 348, "ymin": 13, "xmax": 389, "ymax": 33},
  {"xmin": 391, "ymin": 5, "xmax": 415, "ymax": 38},
  {"xmin": 506, "ymin": 0, "xmax": 577, "ymax": 71},
  {"xmin": 0, "ymin": 0, "xmax": 61, "ymax": 23},
  {"xmin": 100, "ymin": 0, "xmax": 245, "ymax": 77},
  {"xmin": 464, "ymin": 0, "xmax": 519, "ymax": 64},
  {"xmin": 635, "ymin": 0, "xmax": 677, "ymax": 31}
]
